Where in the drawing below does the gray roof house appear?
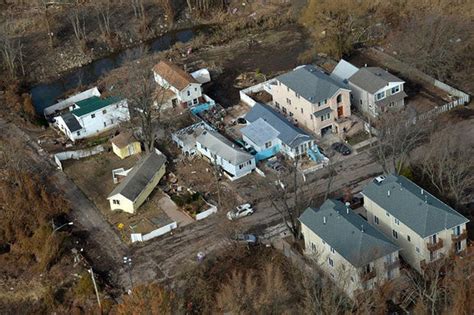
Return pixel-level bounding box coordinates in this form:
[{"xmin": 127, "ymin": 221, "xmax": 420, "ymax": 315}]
[
  {"xmin": 362, "ymin": 175, "xmax": 469, "ymax": 238},
  {"xmin": 244, "ymin": 103, "xmax": 313, "ymax": 149},
  {"xmin": 196, "ymin": 129, "xmax": 255, "ymax": 179},
  {"xmin": 331, "ymin": 60, "xmax": 407, "ymax": 117},
  {"xmin": 362, "ymin": 174, "xmax": 469, "ymax": 272},
  {"xmin": 300, "ymin": 199, "xmax": 399, "ymax": 267},
  {"xmin": 107, "ymin": 151, "xmax": 167, "ymax": 213},
  {"xmin": 276, "ymin": 65, "xmax": 349, "ymax": 104}
]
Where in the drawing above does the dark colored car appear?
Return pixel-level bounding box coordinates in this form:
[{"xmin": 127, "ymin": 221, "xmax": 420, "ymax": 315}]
[{"xmin": 331, "ymin": 142, "xmax": 352, "ymax": 155}]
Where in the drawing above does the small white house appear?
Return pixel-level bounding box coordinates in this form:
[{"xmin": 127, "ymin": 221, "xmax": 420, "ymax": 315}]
[
  {"xmin": 196, "ymin": 130, "xmax": 255, "ymax": 179},
  {"xmin": 242, "ymin": 103, "xmax": 316, "ymax": 160},
  {"xmin": 54, "ymin": 96, "xmax": 129, "ymax": 142},
  {"xmin": 153, "ymin": 60, "xmax": 203, "ymax": 107}
]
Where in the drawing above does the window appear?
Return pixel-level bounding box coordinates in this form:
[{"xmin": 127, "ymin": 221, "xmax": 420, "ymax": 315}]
[
  {"xmin": 407, "ymin": 235, "xmax": 411, "ymax": 242},
  {"xmin": 102, "ymin": 110, "xmax": 107, "ymax": 115},
  {"xmin": 195, "ymin": 87, "xmax": 198, "ymax": 92},
  {"xmin": 282, "ymin": 107, "xmax": 287, "ymax": 114},
  {"xmin": 336, "ymin": 94, "xmax": 342, "ymax": 103},
  {"xmin": 286, "ymin": 98, "xmax": 291, "ymax": 105},
  {"xmin": 301, "ymin": 108, "xmax": 304, "ymax": 114},
  {"xmin": 374, "ymin": 216, "xmax": 379, "ymax": 224},
  {"xmin": 330, "ymin": 247, "xmax": 335, "ymax": 254},
  {"xmin": 265, "ymin": 141, "xmax": 272, "ymax": 149},
  {"xmin": 275, "ymin": 102, "xmax": 280, "ymax": 109},
  {"xmin": 187, "ymin": 91, "xmax": 191, "ymax": 96},
  {"xmin": 289, "ymin": 111, "xmax": 293, "ymax": 117},
  {"xmin": 375, "ymin": 91, "xmax": 385, "ymax": 100},
  {"xmin": 318, "ymin": 101, "xmax": 321, "ymax": 107},
  {"xmin": 310, "ymin": 114, "xmax": 313, "ymax": 120},
  {"xmin": 91, "ymin": 114, "xmax": 96, "ymax": 118},
  {"xmin": 453, "ymin": 225, "xmax": 461, "ymax": 236},
  {"xmin": 76, "ymin": 131, "xmax": 81, "ymax": 136},
  {"xmin": 113, "ymin": 200, "xmax": 120, "ymax": 205},
  {"xmin": 328, "ymin": 258, "xmax": 334, "ymax": 267},
  {"xmin": 322, "ymin": 240, "xmax": 326, "ymax": 245},
  {"xmin": 391, "ymin": 85, "xmax": 400, "ymax": 94},
  {"xmin": 392, "ymin": 230, "xmax": 398, "ymax": 239},
  {"xmin": 193, "ymin": 99, "xmax": 198, "ymax": 105},
  {"xmin": 386, "ymin": 211, "xmax": 390, "ymax": 217},
  {"xmin": 416, "ymin": 247, "xmax": 420, "ymax": 253},
  {"xmin": 320, "ymin": 113, "xmax": 330, "ymax": 122},
  {"xmin": 103, "ymin": 122, "xmax": 107, "ymax": 127},
  {"xmin": 324, "ymin": 99, "xmax": 327, "ymax": 104},
  {"xmin": 360, "ymin": 100, "xmax": 362, "ymax": 105},
  {"xmin": 351, "ymin": 276, "xmax": 354, "ymax": 282},
  {"xmin": 311, "ymin": 243, "xmax": 317, "ymax": 252},
  {"xmin": 394, "ymin": 218, "xmax": 400, "ymax": 225},
  {"xmin": 295, "ymin": 92, "xmax": 300, "ymax": 98}
]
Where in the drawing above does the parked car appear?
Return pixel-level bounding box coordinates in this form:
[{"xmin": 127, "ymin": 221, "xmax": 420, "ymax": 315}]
[
  {"xmin": 227, "ymin": 203, "xmax": 254, "ymax": 220},
  {"xmin": 331, "ymin": 142, "xmax": 352, "ymax": 155},
  {"xmin": 233, "ymin": 233, "xmax": 258, "ymax": 245}
]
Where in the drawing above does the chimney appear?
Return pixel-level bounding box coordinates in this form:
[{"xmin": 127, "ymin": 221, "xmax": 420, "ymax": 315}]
[
  {"xmin": 387, "ymin": 190, "xmax": 391, "ymax": 197},
  {"xmin": 345, "ymin": 202, "xmax": 350, "ymax": 214},
  {"xmin": 323, "ymin": 216, "xmax": 327, "ymax": 224}
]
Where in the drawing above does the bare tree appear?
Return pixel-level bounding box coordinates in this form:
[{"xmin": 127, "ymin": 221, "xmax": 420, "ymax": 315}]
[
  {"xmin": 69, "ymin": 8, "xmax": 87, "ymax": 52},
  {"xmin": 112, "ymin": 64, "xmax": 168, "ymax": 152},
  {"xmin": 0, "ymin": 36, "xmax": 24, "ymax": 78},
  {"xmin": 95, "ymin": 1, "xmax": 113, "ymax": 43},
  {"xmin": 38, "ymin": 0, "xmax": 54, "ymax": 48},
  {"xmin": 420, "ymin": 131, "xmax": 474, "ymax": 207},
  {"xmin": 372, "ymin": 111, "xmax": 429, "ymax": 175}
]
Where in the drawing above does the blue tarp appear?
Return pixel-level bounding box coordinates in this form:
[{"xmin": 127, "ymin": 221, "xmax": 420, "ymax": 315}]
[
  {"xmin": 255, "ymin": 144, "xmax": 280, "ymax": 161},
  {"xmin": 308, "ymin": 146, "xmax": 324, "ymax": 162},
  {"xmin": 190, "ymin": 102, "xmax": 213, "ymax": 115}
]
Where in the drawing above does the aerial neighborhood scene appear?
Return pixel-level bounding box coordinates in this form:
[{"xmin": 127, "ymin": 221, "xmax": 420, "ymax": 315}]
[{"xmin": 1, "ymin": 1, "xmax": 473, "ymax": 314}]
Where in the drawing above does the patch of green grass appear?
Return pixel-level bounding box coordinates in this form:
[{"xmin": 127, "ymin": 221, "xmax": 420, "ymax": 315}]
[{"xmin": 346, "ymin": 131, "xmax": 370, "ymax": 146}]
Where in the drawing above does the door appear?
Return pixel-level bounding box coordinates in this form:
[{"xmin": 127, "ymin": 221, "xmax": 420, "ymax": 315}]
[{"xmin": 337, "ymin": 106, "xmax": 343, "ymax": 117}]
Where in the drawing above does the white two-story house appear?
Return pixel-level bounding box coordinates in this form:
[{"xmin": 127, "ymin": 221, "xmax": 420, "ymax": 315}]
[
  {"xmin": 300, "ymin": 199, "xmax": 400, "ymax": 298},
  {"xmin": 362, "ymin": 175, "xmax": 469, "ymax": 273},
  {"xmin": 331, "ymin": 60, "xmax": 407, "ymax": 118},
  {"xmin": 152, "ymin": 60, "xmax": 203, "ymax": 108},
  {"xmin": 241, "ymin": 103, "xmax": 316, "ymax": 160},
  {"xmin": 270, "ymin": 65, "xmax": 352, "ymax": 137},
  {"xmin": 54, "ymin": 95, "xmax": 129, "ymax": 142},
  {"xmin": 196, "ymin": 130, "xmax": 255, "ymax": 180}
]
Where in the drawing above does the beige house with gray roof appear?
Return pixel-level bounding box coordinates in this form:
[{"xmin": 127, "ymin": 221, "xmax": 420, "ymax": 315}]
[
  {"xmin": 300, "ymin": 199, "xmax": 400, "ymax": 298},
  {"xmin": 362, "ymin": 175, "xmax": 469, "ymax": 273},
  {"xmin": 107, "ymin": 151, "xmax": 167, "ymax": 214},
  {"xmin": 270, "ymin": 65, "xmax": 352, "ymax": 137}
]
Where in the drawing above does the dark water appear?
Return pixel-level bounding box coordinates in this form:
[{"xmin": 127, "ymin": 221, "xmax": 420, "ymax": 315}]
[{"xmin": 31, "ymin": 28, "xmax": 196, "ymax": 113}]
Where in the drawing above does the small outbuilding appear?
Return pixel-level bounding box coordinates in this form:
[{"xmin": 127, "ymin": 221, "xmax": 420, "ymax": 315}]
[
  {"xmin": 107, "ymin": 150, "xmax": 167, "ymax": 214},
  {"xmin": 111, "ymin": 132, "xmax": 141, "ymax": 159}
]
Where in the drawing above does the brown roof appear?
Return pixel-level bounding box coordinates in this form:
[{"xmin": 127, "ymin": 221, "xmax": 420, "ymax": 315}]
[
  {"xmin": 111, "ymin": 132, "xmax": 137, "ymax": 148},
  {"xmin": 152, "ymin": 60, "xmax": 199, "ymax": 91}
]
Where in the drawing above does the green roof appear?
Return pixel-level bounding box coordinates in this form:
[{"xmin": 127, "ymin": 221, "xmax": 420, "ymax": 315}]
[{"xmin": 72, "ymin": 96, "xmax": 122, "ymax": 116}]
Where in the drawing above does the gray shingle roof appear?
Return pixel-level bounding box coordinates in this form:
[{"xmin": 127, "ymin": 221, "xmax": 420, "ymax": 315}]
[
  {"xmin": 244, "ymin": 103, "xmax": 313, "ymax": 149},
  {"xmin": 61, "ymin": 112, "xmax": 82, "ymax": 132},
  {"xmin": 349, "ymin": 67, "xmax": 404, "ymax": 94},
  {"xmin": 276, "ymin": 65, "xmax": 349, "ymax": 104},
  {"xmin": 108, "ymin": 151, "xmax": 167, "ymax": 201},
  {"xmin": 240, "ymin": 118, "xmax": 280, "ymax": 147},
  {"xmin": 362, "ymin": 175, "xmax": 469, "ymax": 238},
  {"xmin": 196, "ymin": 130, "xmax": 253, "ymax": 165},
  {"xmin": 299, "ymin": 199, "xmax": 399, "ymax": 267}
]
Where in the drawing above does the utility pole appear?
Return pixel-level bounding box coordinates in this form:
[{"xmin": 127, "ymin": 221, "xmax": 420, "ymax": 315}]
[{"xmin": 88, "ymin": 268, "xmax": 102, "ymax": 310}]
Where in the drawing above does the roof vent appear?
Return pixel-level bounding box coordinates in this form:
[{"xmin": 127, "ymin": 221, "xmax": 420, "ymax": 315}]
[
  {"xmin": 361, "ymin": 225, "xmax": 365, "ymax": 233},
  {"xmin": 345, "ymin": 202, "xmax": 350, "ymax": 214},
  {"xmin": 323, "ymin": 216, "xmax": 327, "ymax": 224},
  {"xmin": 375, "ymin": 175, "xmax": 386, "ymax": 184},
  {"xmin": 421, "ymin": 189, "xmax": 424, "ymax": 195},
  {"xmin": 387, "ymin": 190, "xmax": 391, "ymax": 197}
]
